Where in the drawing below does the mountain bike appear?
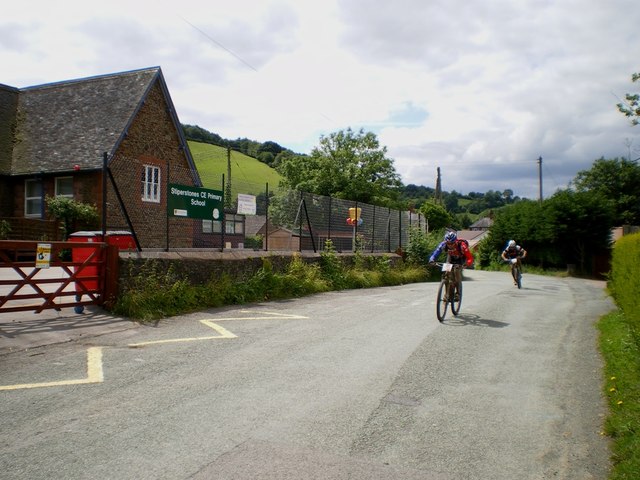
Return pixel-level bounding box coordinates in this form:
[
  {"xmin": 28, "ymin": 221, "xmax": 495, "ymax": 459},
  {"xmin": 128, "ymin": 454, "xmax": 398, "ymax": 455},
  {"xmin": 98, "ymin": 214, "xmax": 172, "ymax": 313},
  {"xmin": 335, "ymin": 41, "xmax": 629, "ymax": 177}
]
[
  {"xmin": 434, "ymin": 262, "xmax": 463, "ymax": 322},
  {"xmin": 508, "ymin": 258, "xmax": 522, "ymax": 289}
]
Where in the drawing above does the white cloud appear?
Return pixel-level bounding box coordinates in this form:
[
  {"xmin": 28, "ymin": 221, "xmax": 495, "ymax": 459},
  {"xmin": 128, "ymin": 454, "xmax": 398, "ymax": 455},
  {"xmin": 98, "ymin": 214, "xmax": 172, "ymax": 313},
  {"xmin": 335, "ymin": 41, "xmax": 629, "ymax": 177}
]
[{"xmin": 1, "ymin": 0, "xmax": 639, "ymax": 199}]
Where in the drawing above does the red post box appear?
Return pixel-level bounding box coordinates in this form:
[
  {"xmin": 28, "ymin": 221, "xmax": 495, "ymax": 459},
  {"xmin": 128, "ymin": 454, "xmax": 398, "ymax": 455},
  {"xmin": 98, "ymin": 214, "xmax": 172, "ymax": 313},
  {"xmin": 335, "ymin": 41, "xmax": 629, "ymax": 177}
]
[
  {"xmin": 68, "ymin": 231, "xmax": 134, "ymax": 313},
  {"xmin": 69, "ymin": 231, "xmax": 102, "ymax": 289}
]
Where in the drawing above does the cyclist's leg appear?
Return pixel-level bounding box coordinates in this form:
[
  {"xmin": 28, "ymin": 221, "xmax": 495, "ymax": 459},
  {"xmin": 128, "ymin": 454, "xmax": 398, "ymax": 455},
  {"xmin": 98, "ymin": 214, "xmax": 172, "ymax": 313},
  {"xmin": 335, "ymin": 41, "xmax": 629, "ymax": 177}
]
[{"xmin": 451, "ymin": 258, "xmax": 463, "ymax": 299}]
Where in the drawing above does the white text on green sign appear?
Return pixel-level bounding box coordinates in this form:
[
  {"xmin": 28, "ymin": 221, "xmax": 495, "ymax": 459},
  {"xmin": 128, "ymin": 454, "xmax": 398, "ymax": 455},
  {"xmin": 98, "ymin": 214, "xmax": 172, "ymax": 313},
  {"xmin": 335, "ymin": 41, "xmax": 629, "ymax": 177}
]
[{"xmin": 168, "ymin": 184, "xmax": 224, "ymax": 220}]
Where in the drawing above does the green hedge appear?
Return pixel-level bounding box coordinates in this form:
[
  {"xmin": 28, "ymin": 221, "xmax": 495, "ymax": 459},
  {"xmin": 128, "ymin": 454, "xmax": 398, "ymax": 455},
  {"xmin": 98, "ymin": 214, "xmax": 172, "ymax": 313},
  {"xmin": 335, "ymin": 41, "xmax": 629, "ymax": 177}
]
[{"xmin": 609, "ymin": 232, "xmax": 640, "ymax": 337}]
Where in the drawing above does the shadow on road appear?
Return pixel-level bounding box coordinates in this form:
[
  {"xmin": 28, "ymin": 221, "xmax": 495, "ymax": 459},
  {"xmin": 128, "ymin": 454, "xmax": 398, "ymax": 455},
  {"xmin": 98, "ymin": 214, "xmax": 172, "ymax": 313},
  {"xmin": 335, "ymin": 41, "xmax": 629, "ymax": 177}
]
[
  {"xmin": 441, "ymin": 312, "xmax": 509, "ymax": 328},
  {"xmin": 0, "ymin": 310, "xmax": 127, "ymax": 339}
]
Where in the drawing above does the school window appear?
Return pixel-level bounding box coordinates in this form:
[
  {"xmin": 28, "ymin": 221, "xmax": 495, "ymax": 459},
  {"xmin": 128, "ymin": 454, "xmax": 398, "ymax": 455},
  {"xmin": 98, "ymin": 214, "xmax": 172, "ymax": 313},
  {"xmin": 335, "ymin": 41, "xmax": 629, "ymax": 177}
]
[
  {"xmin": 55, "ymin": 177, "xmax": 74, "ymax": 198},
  {"xmin": 202, "ymin": 215, "xmax": 244, "ymax": 234},
  {"xmin": 25, "ymin": 179, "xmax": 43, "ymax": 217},
  {"xmin": 142, "ymin": 165, "xmax": 161, "ymax": 203},
  {"xmin": 202, "ymin": 219, "xmax": 221, "ymax": 234},
  {"xmin": 226, "ymin": 214, "xmax": 244, "ymax": 235}
]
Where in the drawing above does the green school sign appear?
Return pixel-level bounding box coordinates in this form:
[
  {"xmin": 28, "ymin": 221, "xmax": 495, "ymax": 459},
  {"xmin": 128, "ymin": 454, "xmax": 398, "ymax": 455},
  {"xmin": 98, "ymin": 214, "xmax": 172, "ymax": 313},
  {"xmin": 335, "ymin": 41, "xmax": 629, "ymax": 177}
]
[{"xmin": 167, "ymin": 184, "xmax": 224, "ymax": 221}]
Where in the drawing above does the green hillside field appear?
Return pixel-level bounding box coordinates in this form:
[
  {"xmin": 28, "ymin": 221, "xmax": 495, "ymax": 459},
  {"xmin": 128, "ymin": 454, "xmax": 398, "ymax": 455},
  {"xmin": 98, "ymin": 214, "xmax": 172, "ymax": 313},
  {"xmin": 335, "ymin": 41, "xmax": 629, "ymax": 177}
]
[{"xmin": 188, "ymin": 141, "xmax": 283, "ymax": 197}]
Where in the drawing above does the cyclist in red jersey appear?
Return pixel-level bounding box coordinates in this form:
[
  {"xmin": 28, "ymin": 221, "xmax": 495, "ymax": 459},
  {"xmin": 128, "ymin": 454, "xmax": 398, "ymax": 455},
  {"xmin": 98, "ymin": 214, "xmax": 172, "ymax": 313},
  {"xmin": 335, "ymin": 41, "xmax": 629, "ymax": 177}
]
[{"xmin": 428, "ymin": 231, "xmax": 474, "ymax": 286}]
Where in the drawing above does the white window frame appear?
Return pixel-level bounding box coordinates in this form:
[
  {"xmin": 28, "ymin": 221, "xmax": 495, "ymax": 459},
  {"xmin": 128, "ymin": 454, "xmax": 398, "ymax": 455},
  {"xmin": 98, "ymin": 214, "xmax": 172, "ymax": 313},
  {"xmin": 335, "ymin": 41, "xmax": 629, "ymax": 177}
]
[
  {"xmin": 142, "ymin": 165, "xmax": 161, "ymax": 203},
  {"xmin": 55, "ymin": 176, "xmax": 74, "ymax": 198},
  {"xmin": 202, "ymin": 215, "xmax": 244, "ymax": 235},
  {"xmin": 24, "ymin": 179, "xmax": 43, "ymax": 217}
]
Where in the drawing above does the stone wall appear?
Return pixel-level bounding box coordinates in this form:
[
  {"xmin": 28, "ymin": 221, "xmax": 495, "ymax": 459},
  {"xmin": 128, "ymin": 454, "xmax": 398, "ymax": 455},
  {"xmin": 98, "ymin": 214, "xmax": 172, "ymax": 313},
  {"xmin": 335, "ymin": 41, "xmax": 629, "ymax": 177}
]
[{"xmin": 117, "ymin": 250, "xmax": 401, "ymax": 291}]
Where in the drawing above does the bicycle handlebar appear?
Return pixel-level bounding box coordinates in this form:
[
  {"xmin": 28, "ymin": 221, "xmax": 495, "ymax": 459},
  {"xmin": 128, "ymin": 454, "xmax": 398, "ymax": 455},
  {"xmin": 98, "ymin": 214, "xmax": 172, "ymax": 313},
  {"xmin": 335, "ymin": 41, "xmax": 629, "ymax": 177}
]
[{"xmin": 431, "ymin": 262, "xmax": 465, "ymax": 270}]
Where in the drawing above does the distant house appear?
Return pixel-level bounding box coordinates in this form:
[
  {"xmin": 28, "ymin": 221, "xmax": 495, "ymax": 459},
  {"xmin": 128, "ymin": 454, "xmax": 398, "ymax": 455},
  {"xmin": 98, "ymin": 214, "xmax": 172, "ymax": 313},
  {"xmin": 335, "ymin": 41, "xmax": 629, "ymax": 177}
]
[
  {"xmin": 453, "ymin": 217, "xmax": 492, "ymax": 251},
  {"xmin": 0, "ymin": 67, "xmax": 207, "ymax": 249},
  {"xmin": 611, "ymin": 225, "xmax": 640, "ymax": 243},
  {"xmin": 456, "ymin": 229, "xmax": 489, "ymax": 250},
  {"xmin": 469, "ymin": 217, "xmax": 493, "ymax": 231}
]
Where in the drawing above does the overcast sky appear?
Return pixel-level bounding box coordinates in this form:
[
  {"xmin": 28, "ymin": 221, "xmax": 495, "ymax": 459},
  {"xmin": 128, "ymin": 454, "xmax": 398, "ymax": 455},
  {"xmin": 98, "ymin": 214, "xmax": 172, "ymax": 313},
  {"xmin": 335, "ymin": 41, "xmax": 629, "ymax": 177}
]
[{"xmin": 2, "ymin": 0, "xmax": 639, "ymax": 199}]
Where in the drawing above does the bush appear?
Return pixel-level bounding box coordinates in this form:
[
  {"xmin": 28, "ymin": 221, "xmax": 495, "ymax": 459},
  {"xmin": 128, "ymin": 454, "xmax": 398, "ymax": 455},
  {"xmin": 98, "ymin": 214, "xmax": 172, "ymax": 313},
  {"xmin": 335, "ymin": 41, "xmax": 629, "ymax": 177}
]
[
  {"xmin": 475, "ymin": 236, "xmax": 505, "ymax": 270},
  {"xmin": 244, "ymin": 235, "xmax": 263, "ymax": 249},
  {"xmin": 609, "ymin": 232, "xmax": 640, "ymax": 338},
  {"xmin": 46, "ymin": 196, "xmax": 99, "ymax": 240},
  {"xmin": 598, "ymin": 232, "xmax": 640, "ymax": 477},
  {"xmin": 319, "ymin": 239, "xmax": 347, "ymax": 289},
  {"xmin": 0, "ymin": 220, "xmax": 11, "ymax": 240},
  {"xmin": 113, "ymin": 260, "xmax": 204, "ymax": 321},
  {"xmin": 405, "ymin": 227, "xmax": 444, "ymax": 267}
]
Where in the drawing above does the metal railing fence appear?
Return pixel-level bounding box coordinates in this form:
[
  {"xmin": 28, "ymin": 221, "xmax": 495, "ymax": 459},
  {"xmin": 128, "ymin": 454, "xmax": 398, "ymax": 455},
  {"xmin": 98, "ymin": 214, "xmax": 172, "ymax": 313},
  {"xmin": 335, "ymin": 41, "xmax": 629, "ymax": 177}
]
[{"xmin": 105, "ymin": 154, "xmax": 427, "ymax": 252}]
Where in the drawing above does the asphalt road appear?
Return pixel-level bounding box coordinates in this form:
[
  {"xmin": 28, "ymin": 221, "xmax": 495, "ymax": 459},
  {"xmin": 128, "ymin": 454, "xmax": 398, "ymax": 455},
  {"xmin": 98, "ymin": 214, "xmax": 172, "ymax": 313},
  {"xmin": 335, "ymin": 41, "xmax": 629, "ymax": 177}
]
[{"xmin": 0, "ymin": 269, "xmax": 614, "ymax": 479}]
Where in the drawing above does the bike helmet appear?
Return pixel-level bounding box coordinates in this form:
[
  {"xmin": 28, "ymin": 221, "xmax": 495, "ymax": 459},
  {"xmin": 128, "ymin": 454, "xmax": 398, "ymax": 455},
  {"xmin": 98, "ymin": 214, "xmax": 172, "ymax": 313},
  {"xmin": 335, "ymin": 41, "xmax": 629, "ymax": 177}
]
[
  {"xmin": 444, "ymin": 231, "xmax": 457, "ymax": 243},
  {"xmin": 508, "ymin": 240, "xmax": 516, "ymax": 248}
]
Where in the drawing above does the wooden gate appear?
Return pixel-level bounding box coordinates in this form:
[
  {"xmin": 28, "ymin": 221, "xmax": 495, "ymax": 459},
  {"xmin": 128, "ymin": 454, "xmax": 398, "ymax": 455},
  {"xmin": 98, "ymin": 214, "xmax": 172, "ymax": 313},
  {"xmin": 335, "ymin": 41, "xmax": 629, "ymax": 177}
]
[{"xmin": 0, "ymin": 240, "xmax": 119, "ymax": 314}]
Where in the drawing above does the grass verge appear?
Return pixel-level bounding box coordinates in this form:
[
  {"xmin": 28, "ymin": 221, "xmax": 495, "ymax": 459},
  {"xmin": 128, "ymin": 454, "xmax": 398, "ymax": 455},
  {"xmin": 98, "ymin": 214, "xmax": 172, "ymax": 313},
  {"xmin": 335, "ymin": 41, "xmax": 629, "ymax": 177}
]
[
  {"xmin": 112, "ymin": 253, "xmax": 427, "ymax": 322},
  {"xmin": 598, "ymin": 310, "xmax": 640, "ymax": 479}
]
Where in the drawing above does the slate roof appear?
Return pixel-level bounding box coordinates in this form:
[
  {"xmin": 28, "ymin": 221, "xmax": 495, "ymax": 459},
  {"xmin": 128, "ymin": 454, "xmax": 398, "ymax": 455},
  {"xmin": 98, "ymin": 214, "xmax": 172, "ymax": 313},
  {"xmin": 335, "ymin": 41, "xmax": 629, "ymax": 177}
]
[
  {"xmin": 0, "ymin": 84, "xmax": 19, "ymax": 174},
  {"xmin": 245, "ymin": 214, "xmax": 267, "ymax": 236},
  {"xmin": 456, "ymin": 229, "xmax": 489, "ymax": 249},
  {"xmin": 0, "ymin": 66, "xmax": 195, "ymax": 176},
  {"xmin": 469, "ymin": 217, "xmax": 493, "ymax": 230}
]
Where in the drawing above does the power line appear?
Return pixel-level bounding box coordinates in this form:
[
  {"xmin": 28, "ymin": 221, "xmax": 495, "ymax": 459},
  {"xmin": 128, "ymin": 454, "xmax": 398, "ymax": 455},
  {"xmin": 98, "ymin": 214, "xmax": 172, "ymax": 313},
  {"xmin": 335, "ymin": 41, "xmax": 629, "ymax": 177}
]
[
  {"xmin": 179, "ymin": 15, "xmax": 338, "ymax": 133},
  {"xmin": 179, "ymin": 16, "xmax": 258, "ymax": 72}
]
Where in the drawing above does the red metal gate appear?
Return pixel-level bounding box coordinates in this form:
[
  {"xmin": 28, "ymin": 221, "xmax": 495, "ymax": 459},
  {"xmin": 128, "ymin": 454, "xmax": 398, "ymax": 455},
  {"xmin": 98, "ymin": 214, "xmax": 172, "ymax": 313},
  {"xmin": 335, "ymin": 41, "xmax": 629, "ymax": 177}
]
[{"xmin": 0, "ymin": 240, "xmax": 119, "ymax": 314}]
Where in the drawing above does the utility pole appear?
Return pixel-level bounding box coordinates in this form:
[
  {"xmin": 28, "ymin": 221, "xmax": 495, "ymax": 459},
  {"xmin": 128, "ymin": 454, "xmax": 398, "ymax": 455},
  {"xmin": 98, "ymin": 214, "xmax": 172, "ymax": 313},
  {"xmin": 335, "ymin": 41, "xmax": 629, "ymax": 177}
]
[
  {"xmin": 435, "ymin": 167, "xmax": 442, "ymax": 205},
  {"xmin": 537, "ymin": 156, "xmax": 543, "ymax": 204},
  {"xmin": 225, "ymin": 146, "xmax": 232, "ymax": 209}
]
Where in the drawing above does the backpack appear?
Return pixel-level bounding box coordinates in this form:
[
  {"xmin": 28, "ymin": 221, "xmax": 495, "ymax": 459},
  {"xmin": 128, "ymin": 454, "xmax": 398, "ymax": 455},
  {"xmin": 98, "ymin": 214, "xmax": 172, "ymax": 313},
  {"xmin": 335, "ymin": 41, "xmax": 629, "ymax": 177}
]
[
  {"xmin": 456, "ymin": 238, "xmax": 470, "ymax": 254},
  {"xmin": 447, "ymin": 238, "xmax": 469, "ymax": 257}
]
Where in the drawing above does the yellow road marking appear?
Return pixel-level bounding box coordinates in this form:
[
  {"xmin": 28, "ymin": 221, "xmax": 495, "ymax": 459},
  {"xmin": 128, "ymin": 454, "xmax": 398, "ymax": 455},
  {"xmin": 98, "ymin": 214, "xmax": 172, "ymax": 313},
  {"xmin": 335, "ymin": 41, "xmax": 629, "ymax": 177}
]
[
  {"xmin": 127, "ymin": 311, "xmax": 306, "ymax": 346},
  {"xmin": 0, "ymin": 347, "xmax": 104, "ymax": 391},
  {"xmin": 1, "ymin": 311, "xmax": 306, "ymax": 389},
  {"xmin": 200, "ymin": 320, "xmax": 238, "ymax": 336},
  {"xmin": 213, "ymin": 310, "xmax": 309, "ymax": 321},
  {"xmin": 128, "ymin": 320, "xmax": 236, "ymax": 347}
]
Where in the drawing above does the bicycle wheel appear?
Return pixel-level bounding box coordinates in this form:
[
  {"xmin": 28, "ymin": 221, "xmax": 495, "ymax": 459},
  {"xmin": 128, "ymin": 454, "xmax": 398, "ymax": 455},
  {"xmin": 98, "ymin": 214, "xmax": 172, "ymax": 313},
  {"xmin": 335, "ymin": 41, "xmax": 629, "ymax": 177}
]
[
  {"xmin": 451, "ymin": 281, "xmax": 463, "ymax": 315},
  {"xmin": 436, "ymin": 280, "xmax": 449, "ymax": 322},
  {"xmin": 511, "ymin": 266, "xmax": 519, "ymax": 286},
  {"xmin": 516, "ymin": 266, "xmax": 522, "ymax": 289}
]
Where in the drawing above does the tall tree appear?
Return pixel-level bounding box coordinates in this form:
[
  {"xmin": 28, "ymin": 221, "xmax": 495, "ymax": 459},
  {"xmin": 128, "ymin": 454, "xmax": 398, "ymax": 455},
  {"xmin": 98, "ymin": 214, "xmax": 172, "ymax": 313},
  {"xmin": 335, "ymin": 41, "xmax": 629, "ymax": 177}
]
[
  {"xmin": 419, "ymin": 201, "xmax": 452, "ymax": 232},
  {"xmin": 443, "ymin": 192, "xmax": 460, "ymax": 213},
  {"xmin": 543, "ymin": 189, "xmax": 614, "ymax": 273},
  {"xmin": 276, "ymin": 128, "xmax": 402, "ymax": 206},
  {"xmin": 485, "ymin": 200, "xmax": 555, "ymax": 266},
  {"xmin": 571, "ymin": 157, "xmax": 640, "ymax": 225},
  {"xmin": 617, "ymin": 72, "xmax": 640, "ymax": 126},
  {"xmin": 182, "ymin": 124, "xmax": 225, "ymax": 146},
  {"xmin": 502, "ymin": 189, "xmax": 514, "ymax": 203},
  {"xmin": 483, "ymin": 190, "xmax": 614, "ymax": 273}
]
